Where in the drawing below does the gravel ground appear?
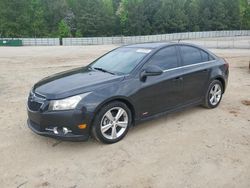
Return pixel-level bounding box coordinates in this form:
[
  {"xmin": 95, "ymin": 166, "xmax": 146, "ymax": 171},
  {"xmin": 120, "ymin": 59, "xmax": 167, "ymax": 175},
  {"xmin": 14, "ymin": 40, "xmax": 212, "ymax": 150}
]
[{"xmin": 0, "ymin": 45, "xmax": 250, "ymax": 188}]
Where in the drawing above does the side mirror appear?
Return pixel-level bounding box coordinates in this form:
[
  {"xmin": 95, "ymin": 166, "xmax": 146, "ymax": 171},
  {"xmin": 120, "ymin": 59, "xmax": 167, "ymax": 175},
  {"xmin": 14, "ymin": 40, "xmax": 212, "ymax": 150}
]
[{"xmin": 140, "ymin": 65, "xmax": 163, "ymax": 81}]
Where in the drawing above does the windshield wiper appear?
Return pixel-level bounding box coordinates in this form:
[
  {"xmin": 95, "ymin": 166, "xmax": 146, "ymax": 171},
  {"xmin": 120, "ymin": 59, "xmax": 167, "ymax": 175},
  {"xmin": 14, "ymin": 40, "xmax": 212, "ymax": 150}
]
[{"xmin": 92, "ymin": 67, "xmax": 115, "ymax": 75}]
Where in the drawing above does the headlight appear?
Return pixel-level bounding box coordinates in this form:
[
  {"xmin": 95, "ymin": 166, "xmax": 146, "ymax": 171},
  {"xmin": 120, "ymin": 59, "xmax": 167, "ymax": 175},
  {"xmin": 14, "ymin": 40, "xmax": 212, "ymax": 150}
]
[{"xmin": 48, "ymin": 92, "xmax": 90, "ymax": 111}]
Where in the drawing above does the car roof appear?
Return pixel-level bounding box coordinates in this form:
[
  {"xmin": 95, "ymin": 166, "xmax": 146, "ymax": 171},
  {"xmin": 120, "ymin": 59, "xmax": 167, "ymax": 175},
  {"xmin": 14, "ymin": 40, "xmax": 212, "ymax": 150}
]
[
  {"xmin": 122, "ymin": 42, "xmax": 217, "ymax": 58},
  {"xmin": 124, "ymin": 42, "xmax": 174, "ymax": 49},
  {"xmin": 124, "ymin": 42, "xmax": 211, "ymax": 52}
]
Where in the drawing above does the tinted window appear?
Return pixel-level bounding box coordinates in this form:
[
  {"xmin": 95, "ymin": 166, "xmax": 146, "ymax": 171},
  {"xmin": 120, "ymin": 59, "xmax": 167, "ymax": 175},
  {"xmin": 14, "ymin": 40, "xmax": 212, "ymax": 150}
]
[
  {"xmin": 201, "ymin": 50, "xmax": 209, "ymax": 61},
  {"xmin": 148, "ymin": 46, "xmax": 178, "ymax": 70},
  {"xmin": 201, "ymin": 50, "xmax": 214, "ymax": 62},
  {"xmin": 180, "ymin": 46, "xmax": 202, "ymax": 66},
  {"xmin": 91, "ymin": 47, "xmax": 151, "ymax": 74}
]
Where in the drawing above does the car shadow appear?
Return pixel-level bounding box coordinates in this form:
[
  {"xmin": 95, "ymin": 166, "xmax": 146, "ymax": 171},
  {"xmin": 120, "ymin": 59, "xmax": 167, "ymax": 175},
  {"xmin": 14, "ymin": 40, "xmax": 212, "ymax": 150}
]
[
  {"xmin": 34, "ymin": 105, "xmax": 205, "ymax": 149},
  {"xmin": 128, "ymin": 106, "xmax": 204, "ymax": 136}
]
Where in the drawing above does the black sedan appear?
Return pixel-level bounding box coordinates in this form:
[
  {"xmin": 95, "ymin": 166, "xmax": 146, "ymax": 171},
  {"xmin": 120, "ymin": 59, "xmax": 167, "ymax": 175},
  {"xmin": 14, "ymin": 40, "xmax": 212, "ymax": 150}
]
[{"xmin": 27, "ymin": 42, "xmax": 229, "ymax": 143}]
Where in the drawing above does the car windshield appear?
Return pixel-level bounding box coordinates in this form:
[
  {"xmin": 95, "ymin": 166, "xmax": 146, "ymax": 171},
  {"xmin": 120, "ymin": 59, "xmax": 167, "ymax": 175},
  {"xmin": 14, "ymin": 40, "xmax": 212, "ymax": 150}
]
[{"xmin": 90, "ymin": 47, "xmax": 151, "ymax": 75}]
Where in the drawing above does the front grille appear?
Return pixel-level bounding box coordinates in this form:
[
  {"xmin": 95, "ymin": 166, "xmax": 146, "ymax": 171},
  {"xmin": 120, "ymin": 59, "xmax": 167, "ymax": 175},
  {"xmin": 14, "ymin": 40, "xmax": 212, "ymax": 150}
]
[
  {"xmin": 28, "ymin": 100, "xmax": 43, "ymax": 111},
  {"xmin": 28, "ymin": 91, "xmax": 46, "ymax": 111}
]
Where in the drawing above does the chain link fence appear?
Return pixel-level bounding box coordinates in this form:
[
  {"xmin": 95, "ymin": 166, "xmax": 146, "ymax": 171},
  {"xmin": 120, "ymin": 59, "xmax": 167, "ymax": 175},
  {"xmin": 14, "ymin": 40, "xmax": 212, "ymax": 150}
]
[
  {"xmin": 181, "ymin": 36, "xmax": 250, "ymax": 49},
  {"xmin": 62, "ymin": 30, "xmax": 250, "ymax": 48},
  {"xmin": 0, "ymin": 38, "xmax": 59, "ymax": 46},
  {"xmin": 1, "ymin": 30, "xmax": 250, "ymax": 48}
]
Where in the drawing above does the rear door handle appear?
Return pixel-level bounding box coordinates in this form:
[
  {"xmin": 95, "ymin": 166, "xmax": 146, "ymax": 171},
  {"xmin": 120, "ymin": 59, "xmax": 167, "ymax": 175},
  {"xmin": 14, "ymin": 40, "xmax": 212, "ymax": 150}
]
[
  {"xmin": 174, "ymin": 77, "xmax": 183, "ymax": 81},
  {"xmin": 202, "ymin": 69, "xmax": 208, "ymax": 72}
]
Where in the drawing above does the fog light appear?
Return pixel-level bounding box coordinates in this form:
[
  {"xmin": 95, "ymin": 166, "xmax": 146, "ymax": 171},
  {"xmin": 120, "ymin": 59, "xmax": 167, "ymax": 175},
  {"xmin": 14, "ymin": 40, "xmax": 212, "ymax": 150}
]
[
  {"xmin": 78, "ymin": 124, "xmax": 87, "ymax": 129},
  {"xmin": 53, "ymin": 127, "xmax": 58, "ymax": 134},
  {"xmin": 63, "ymin": 127, "xmax": 72, "ymax": 134}
]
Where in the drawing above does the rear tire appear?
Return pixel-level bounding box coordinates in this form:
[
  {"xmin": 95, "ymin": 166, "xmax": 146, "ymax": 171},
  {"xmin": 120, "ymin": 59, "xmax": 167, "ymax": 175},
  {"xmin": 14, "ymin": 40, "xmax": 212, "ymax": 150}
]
[
  {"xmin": 203, "ymin": 80, "xmax": 223, "ymax": 109},
  {"xmin": 91, "ymin": 101, "xmax": 132, "ymax": 144}
]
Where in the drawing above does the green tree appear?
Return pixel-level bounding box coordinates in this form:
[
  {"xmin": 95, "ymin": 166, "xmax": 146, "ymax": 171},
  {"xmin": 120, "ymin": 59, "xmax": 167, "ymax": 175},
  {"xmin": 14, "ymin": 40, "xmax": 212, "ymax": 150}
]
[
  {"xmin": 0, "ymin": 0, "xmax": 30, "ymax": 37},
  {"xmin": 118, "ymin": 0, "xmax": 152, "ymax": 35},
  {"xmin": 240, "ymin": 0, "xmax": 250, "ymax": 29},
  {"xmin": 153, "ymin": 0, "xmax": 188, "ymax": 33},
  {"xmin": 72, "ymin": 0, "xmax": 114, "ymax": 37},
  {"xmin": 185, "ymin": 0, "xmax": 200, "ymax": 31},
  {"xmin": 29, "ymin": 0, "xmax": 46, "ymax": 37},
  {"xmin": 116, "ymin": 0, "xmax": 128, "ymax": 34},
  {"xmin": 0, "ymin": 0, "xmax": 249, "ymax": 37},
  {"xmin": 43, "ymin": 0, "xmax": 69, "ymax": 36},
  {"xmin": 102, "ymin": 0, "xmax": 116, "ymax": 35},
  {"xmin": 242, "ymin": 6, "xmax": 250, "ymax": 29},
  {"xmin": 225, "ymin": 0, "xmax": 241, "ymax": 29},
  {"xmin": 58, "ymin": 20, "xmax": 70, "ymax": 38}
]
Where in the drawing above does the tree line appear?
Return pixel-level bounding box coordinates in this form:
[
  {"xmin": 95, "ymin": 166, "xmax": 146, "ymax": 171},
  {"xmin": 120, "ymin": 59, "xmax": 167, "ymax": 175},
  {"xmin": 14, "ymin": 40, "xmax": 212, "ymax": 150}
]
[{"xmin": 0, "ymin": 0, "xmax": 249, "ymax": 38}]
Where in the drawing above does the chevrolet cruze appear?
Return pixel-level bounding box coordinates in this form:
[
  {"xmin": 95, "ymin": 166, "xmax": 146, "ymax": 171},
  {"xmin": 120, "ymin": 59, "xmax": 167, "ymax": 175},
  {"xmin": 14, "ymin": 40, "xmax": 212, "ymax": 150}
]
[{"xmin": 27, "ymin": 42, "xmax": 229, "ymax": 143}]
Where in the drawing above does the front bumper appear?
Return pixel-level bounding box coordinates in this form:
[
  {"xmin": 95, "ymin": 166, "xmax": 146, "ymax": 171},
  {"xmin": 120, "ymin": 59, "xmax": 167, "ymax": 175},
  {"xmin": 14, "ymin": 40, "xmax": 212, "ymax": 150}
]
[
  {"xmin": 26, "ymin": 90, "xmax": 97, "ymax": 141},
  {"xmin": 27, "ymin": 106, "xmax": 93, "ymax": 141},
  {"xmin": 28, "ymin": 119, "xmax": 89, "ymax": 141}
]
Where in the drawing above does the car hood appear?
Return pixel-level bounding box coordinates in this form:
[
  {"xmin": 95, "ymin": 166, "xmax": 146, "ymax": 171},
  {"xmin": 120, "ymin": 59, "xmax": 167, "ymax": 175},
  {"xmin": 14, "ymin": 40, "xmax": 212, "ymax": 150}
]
[{"xmin": 34, "ymin": 67, "xmax": 124, "ymax": 99}]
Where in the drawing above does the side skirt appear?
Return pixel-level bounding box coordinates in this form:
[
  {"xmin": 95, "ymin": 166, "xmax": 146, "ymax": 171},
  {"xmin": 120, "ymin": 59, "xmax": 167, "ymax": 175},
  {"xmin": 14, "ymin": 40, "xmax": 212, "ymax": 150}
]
[{"xmin": 134, "ymin": 99, "xmax": 203, "ymax": 125}]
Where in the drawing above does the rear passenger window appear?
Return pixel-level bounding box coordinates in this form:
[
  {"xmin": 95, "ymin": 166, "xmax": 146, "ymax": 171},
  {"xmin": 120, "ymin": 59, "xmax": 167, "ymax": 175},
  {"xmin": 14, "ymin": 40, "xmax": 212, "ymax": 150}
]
[
  {"xmin": 180, "ymin": 46, "xmax": 202, "ymax": 65},
  {"xmin": 201, "ymin": 50, "xmax": 214, "ymax": 62},
  {"xmin": 148, "ymin": 46, "xmax": 178, "ymax": 70},
  {"xmin": 201, "ymin": 50, "xmax": 209, "ymax": 62}
]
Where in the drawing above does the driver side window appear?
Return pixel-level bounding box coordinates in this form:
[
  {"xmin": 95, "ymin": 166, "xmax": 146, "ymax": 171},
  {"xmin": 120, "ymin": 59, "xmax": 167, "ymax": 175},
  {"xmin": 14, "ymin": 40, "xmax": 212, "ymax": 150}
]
[{"xmin": 148, "ymin": 46, "xmax": 179, "ymax": 70}]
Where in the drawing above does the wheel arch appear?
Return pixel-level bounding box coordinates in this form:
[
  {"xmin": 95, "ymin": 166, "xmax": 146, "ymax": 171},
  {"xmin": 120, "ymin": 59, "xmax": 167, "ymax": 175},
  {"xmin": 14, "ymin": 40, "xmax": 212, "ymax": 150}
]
[
  {"xmin": 213, "ymin": 76, "xmax": 225, "ymax": 93},
  {"xmin": 91, "ymin": 96, "xmax": 136, "ymax": 127}
]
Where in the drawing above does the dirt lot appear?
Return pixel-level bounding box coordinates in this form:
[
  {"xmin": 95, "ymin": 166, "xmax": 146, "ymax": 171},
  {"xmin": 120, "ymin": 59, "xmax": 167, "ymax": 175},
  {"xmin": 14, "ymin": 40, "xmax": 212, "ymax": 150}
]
[{"xmin": 0, "ymin": 45, "xmax": 250, "ymax": 188}]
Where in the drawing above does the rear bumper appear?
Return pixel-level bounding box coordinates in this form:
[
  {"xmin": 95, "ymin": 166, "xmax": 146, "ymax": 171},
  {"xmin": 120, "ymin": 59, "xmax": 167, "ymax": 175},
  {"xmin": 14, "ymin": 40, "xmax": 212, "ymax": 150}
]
[{"xmin": 28, "ymin": 119, "xmax": 89, "ymax": 141}]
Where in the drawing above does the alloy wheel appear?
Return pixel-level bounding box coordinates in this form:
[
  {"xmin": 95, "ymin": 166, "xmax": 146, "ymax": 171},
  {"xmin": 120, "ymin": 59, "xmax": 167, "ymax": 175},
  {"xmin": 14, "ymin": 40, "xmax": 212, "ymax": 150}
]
[
  {"xmin": 209, "ymin": 83, "xmax": 222, "ymax": 106},
  {"xmin": 100, "ymin": 107, "xmax": 128, "ymax": 140}
]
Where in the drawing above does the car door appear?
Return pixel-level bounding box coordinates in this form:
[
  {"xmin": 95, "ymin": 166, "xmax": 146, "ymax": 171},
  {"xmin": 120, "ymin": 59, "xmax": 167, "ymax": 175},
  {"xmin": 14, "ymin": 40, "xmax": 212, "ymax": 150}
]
[
  {"xmin": 177, "ymin": 45, "xmax": 212, "ymax": 104},
  {"xmin": 134, "ymin": 45, "xmax": 183, "ymax": 118}
]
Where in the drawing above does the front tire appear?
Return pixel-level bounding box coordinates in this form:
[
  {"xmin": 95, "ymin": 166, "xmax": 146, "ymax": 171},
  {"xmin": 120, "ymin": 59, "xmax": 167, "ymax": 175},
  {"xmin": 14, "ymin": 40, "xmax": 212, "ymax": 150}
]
[
  {"xmin": 91, "ymin": 101, "xmax": 132, "ymax": 144},
  {"xmin": 203, "ymin": 80, "xmax": 223, "ymax": 109}
]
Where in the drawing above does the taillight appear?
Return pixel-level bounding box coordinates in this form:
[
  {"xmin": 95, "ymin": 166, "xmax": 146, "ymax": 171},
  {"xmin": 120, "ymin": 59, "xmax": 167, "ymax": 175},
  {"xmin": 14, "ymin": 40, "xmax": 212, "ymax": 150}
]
[{"xmin": 222, "ymin": 58, "xmax": 229, "ymax": 69}]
